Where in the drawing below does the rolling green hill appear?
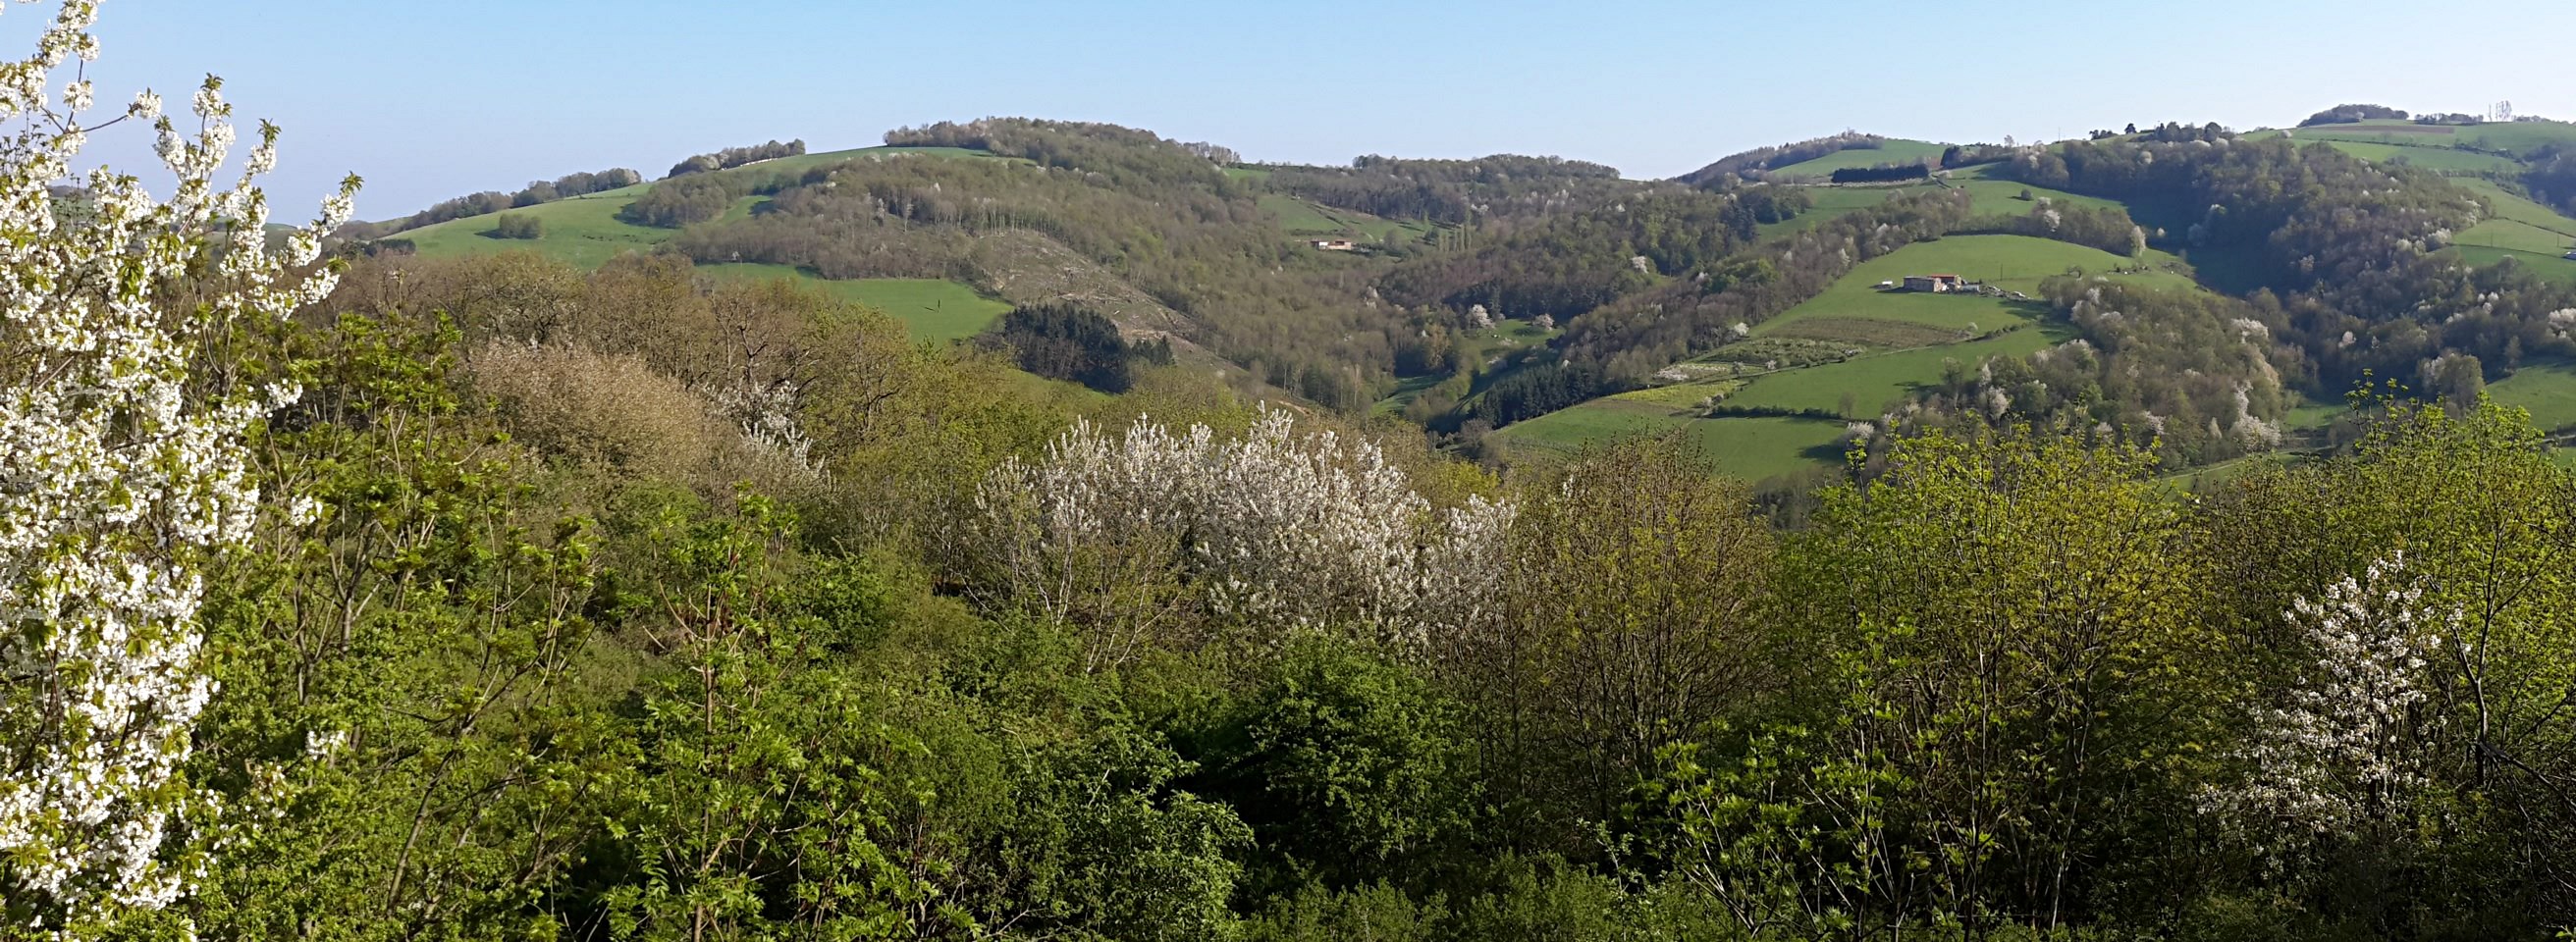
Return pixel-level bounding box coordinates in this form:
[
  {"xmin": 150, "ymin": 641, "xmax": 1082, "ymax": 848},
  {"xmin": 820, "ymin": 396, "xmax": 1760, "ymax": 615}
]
[{"xmin": 381, "ymin": 145, "xmax": 1025, "ymax": 340}]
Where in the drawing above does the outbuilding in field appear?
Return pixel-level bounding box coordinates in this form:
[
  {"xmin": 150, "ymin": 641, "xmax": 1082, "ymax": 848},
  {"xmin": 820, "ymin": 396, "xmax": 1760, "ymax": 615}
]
[
  {"xmin": 1902, "ymin": 274, "xmax": 1965, "ymax": 292},
  {"xmin": 1311, "ymin": 238, "xmax": 1356, "ymax": 251}
]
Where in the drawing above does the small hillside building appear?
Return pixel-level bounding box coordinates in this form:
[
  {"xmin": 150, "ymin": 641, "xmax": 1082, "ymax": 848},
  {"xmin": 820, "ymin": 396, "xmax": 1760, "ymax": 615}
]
[
  {"xmin": 1311, "ymin": 238, "xmax": 1356, "ymax": 251},
  {"xmin": 1903, "ymin": 274, "xmax": 1965, "ymax": 292}
]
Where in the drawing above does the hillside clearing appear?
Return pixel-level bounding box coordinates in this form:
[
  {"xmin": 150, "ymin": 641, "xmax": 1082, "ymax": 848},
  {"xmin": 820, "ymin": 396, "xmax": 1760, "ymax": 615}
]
[{"xmin": 695, "ymin": 265, "xmax": 1012, "ymax": 341}]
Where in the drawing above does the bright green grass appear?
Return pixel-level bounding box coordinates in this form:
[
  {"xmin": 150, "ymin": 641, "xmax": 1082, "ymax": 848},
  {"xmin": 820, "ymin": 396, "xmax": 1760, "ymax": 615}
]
[
  {"xmin": 2453, "ymin": 246, "xmax": 2576, "ymax": 286},
  {"xmin": 1493, "ymin": 400, "xmax": 1850, "ymax": 481},
  {"xmin": 694, "ymin": 264, "xmax": 1011, "ymax": 341},
  {"xmin": 2457, "ymin": 218, "xmax": 2576, "ymax": 254},
  {"xmin": 1725, "ymin": 325, "xmax": 2072, "ymax": 416},
  {"xmin": 2311, "ymin": 139, "xmax": 2522, "ymax": 175},
  {"xmin": 1225, "ymin": 166, "xmax": 1274, "ymax": 182},
  {"xmin": 2284, "ymin": 396, "xmax": 2345, "ymax": 431},
  {"xmin": 2485, "ymin": 360, "xmax": 2576, "ymax": 432},
  {"xmin": 1755, "ymin": 236, "xmax": 2192, "ymax": 337},
  {"xmin": 394, "ymin": 189, "xmax": 679, "ymax": 269},
  {"xmin": 1764, "ymin": 139, "xmax": 1951, "ymax": 179},
  {"xmin": 1757, "ymin": 185, "xmax": 1903, "ymax": 237},
  {"xmin": 1952, "ymin": 179, "xmax": 2124, "ymax": 216}
]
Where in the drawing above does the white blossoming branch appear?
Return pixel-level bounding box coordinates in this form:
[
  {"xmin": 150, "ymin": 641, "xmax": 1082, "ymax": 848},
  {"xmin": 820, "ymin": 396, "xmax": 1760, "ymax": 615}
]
[{"xmin": 0, "ymin": 1, "xmax": 356, "ymax": 933}]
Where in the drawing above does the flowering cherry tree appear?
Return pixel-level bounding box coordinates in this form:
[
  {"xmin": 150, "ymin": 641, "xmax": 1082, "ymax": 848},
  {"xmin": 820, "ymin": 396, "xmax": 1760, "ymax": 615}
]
[
  {"xmin": 0, "ymin": 1, "xmax": 356, "ymax": 933},
  {"xmin": 2202, "ymin": 552, "xmax": 2449, "ymax": 858}
]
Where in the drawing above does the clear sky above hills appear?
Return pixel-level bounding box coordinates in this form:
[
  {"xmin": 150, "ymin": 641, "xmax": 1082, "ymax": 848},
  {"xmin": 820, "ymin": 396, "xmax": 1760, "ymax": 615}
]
[{"xmin": 45, "ymin": 0, "xmax": 2576, "ymax": 215}]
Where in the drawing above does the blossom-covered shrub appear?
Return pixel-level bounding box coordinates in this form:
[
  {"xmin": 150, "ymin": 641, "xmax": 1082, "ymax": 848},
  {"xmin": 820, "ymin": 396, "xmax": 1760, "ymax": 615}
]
[
  {"xmin": 0, "ymin": 1, "xmax": 355, "ymax": 932},
  {"xmin": 975, "ymin": 407, "xmax": 1510, "ymax": 663}
]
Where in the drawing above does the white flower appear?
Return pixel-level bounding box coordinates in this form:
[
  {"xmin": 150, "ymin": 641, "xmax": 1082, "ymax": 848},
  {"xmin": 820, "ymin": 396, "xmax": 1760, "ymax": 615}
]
[{"xmin": 0, "ymin": 3, "xmax": 354, "ymax": 930}]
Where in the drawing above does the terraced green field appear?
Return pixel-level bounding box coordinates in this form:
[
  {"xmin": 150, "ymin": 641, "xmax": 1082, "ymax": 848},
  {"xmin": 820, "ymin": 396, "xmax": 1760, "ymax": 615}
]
[
  {"xmin": 1764, "ymin": 139, "xmax": 1950, "ymax": 179},
  {"xmin": 1755, "ymin": 235, "xmax": 2191, "ymax": 337}
]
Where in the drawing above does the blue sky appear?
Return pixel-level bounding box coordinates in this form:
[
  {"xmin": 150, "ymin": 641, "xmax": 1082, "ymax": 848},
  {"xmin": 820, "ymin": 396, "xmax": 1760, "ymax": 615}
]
[{"xmin": 39, "ymin": 0, "xmax": 2576, "ymax": 217}]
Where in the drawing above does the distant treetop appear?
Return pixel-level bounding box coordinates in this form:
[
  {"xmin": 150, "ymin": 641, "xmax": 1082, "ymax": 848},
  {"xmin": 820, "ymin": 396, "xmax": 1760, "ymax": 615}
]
[
  {"xmin": 2298, "ymin": 103, "xmax": 2409, "ymax": 127},
  {"xmin": 666, "ymin": 139, "xmax": 806, "ymax": 179}
]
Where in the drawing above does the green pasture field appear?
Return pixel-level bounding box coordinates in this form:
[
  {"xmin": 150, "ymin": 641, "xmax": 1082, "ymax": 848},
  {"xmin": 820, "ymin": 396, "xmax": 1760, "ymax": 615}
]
[
  {"xmin": 1755, "ymin": 235, "xmax": 2192, "ymax": 337},
  {"xmin": 2452, "ymin": 179, "xmax": 2576, "ymax": 234},
  {"xmin": 393, "ymin": 187, "xmax": 684, "ymax": 269},
  {"xmin": 2485, "ymin": 360, "xmax": 2576, "ymax": 432},
  {"xmin": 694, "ymin": 265, "xmax": 1012, "ymax": 342},
  {"xmin": 2453, "ymin": 246, "xmax": 2576, "ymax": 286},
  {"xmin": 2457, "ymin": 218, "xmax": 2576, "ymax": 254},
  {"xmin": 1951, "ymin": 179, "xmax": 2124, "ymax": 216},
  {"xmin": 1722, "ymin": 324, "xmax": 2072, "ymax": 417},
  {"xmin": 1756, "ymin": 185, "xmax": 1903, "ymax": 236}
]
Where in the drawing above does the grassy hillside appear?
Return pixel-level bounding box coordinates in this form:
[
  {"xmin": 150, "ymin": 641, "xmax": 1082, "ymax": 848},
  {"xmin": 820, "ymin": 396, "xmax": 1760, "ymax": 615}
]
[
  {"xmin": 695, "ymin": 265, "xmax": 1013, "ymax": 341},
  {"xmin": 1764, "ymin": 139, "xmax": 1950, "ymax": 179},
  {"xmin": 385, "ymin": 146, "xmax": 1025, "ymax": 340},
  {"xmin": 2487, "ymin": 359, "xmax": 2576, "ymax": 432}
]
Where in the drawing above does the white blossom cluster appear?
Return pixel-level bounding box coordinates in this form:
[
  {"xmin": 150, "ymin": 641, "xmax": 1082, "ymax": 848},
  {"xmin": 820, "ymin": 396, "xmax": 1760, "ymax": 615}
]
[
  {"xmin": 2202, "ymin": 553, "xmax": 2447, "ymax": 856},
  {"xmin": 700, "ymin": 377, "xmax": 819, "ymax": 475},
  {"xmin": 0, "ymin": 1, "xmax": 355, "ymax": 931},
  {"xmin": 977, "ymin": 407, "xmax": 1513, "ymax": 652}
]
